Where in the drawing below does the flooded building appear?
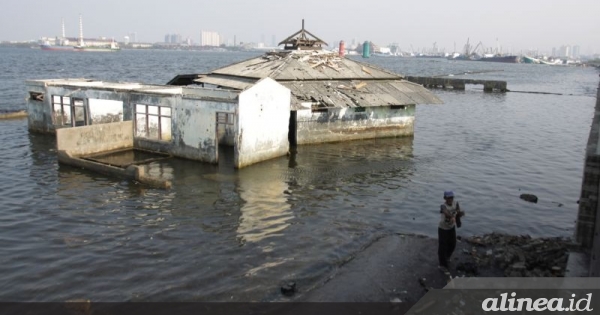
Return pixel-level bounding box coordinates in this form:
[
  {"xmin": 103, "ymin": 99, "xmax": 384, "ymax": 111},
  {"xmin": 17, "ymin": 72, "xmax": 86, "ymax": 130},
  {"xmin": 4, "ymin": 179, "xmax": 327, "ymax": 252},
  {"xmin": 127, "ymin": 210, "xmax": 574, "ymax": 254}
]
[
  {"xmin": 170, "ymin": 21, "xmax": 442, "ymax": 145},
  {"xmin": 24, "ymin": 22, "xmax": 441, "ymax": 186},
  {"xmin": 25, "ymin": 78, "xmax": 291, "ymax": 178}
]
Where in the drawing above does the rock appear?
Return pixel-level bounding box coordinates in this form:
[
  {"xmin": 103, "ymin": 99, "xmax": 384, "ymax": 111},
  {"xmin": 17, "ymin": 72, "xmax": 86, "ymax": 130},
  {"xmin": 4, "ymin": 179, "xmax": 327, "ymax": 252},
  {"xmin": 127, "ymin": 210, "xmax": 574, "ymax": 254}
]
[
  {"xmin": 511, "ymin": 262, "xmax": 526, "ymax": 270},
  {"xmin": 390, "ymin": 297, "xmax": 403, "ymax": 303},
  {"xmin": 457, "ymin": 262, "xmax": 479, "ymax": 276},
  {"xmin": 486, "ymin": 249, "xmax": 493, "ymax": 256},
  {"xmin": 281, "ymin": 281, "xmax": 296, "ymax": 296},
  {"xmin": 520, "ymin": 194, "xmax": 538, "ymax": 203}
]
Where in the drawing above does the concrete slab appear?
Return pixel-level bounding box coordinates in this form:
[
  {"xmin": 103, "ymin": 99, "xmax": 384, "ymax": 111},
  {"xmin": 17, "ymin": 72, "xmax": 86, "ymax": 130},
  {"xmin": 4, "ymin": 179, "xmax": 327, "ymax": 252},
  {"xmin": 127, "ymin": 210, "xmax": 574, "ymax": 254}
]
[
  {"xmin": 295, "ymin": 233, "xmax": 576, "ymax": 304},
  {"xmin": 297, "ymin": 234, "xmax": 472, "ymax": 304},
  {"xmin": 566, "ymin": 251, "xmax": 590, "ymax": 277}
]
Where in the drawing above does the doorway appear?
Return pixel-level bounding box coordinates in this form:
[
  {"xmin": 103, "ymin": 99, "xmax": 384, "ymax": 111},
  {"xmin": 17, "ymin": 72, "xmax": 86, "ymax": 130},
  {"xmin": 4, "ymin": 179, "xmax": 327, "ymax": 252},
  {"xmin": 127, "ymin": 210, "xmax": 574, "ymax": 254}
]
[{"xmin": 288, "ymin": 110, "xmax": 297, "ymax": 147}]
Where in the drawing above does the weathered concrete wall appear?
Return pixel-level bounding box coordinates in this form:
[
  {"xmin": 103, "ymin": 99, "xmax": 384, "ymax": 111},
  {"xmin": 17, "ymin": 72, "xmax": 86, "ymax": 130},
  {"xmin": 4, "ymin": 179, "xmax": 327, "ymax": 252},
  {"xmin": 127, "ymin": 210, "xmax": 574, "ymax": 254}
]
[
  {"xmin": 26, "ymin": 83, "xmax": 131, "ymax": 133},
  {"xmin": 56, "ymin": 121, "xmax": 134, "ymax": 156},
  {"xmin": 576, "ymin": 80, "xmax": 600, "ymax": 276},
  {"xmin": 296, "ymin": 105, "xmax": 415, "ymax": 145},
  {"xmin": 47, "ymin": 86, "xmax": 131, "ymax": 121},
  {"xmin": 26, "ymin": 84, "xmax": 54, "ymax": 133},
  {"xmin": 132, "ymin": 93, "xmax": 236, "ymax": 163},
  {"xmin": 235, "ymin": 78, "xmax": 291, "ymax": 168}
]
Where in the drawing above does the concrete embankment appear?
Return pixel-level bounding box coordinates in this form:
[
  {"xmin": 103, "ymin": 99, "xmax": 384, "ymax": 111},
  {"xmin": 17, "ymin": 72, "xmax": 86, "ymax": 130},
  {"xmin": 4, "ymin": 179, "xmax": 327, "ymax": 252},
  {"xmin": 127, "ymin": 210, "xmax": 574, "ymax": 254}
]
[{"xmin": 296, "ymin": 233, "xmax": 571, "ymax": 304}]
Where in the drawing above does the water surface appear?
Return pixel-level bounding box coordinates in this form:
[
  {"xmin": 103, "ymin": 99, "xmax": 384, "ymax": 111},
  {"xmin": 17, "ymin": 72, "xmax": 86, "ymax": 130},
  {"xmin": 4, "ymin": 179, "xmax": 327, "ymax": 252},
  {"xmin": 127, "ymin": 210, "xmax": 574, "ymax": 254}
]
[{"xmin": 0, "ymin": 47, "xmax": 597, "ymax": 301}]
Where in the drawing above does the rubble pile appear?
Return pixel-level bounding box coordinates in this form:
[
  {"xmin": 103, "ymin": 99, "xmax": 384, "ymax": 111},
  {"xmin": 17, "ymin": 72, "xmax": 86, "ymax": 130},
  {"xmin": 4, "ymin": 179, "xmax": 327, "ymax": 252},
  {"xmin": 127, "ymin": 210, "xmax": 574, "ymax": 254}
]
[{"xmin": 464, "ymin": 233, "xmax": 570, "ymax": 277}]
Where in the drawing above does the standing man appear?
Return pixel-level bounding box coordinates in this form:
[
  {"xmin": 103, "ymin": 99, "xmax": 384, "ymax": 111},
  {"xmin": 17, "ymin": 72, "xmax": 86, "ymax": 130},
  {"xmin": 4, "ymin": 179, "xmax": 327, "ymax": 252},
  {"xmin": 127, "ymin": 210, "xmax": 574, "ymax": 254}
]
[{"xmin": 438, "ymin": 190, "xmax": 464, "ymax": 271}]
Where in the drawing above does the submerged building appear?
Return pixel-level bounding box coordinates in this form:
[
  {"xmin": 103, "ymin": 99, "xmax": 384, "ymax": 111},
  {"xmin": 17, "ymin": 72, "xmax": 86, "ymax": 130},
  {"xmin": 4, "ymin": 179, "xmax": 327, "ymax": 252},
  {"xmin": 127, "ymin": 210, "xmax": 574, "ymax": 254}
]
[
  {"xmin": 24, "ymin": 22, "xmax": 441, "ymax": 187},
  {"xmin": 170, "ymin": 22, "xmax": 442, "ymax": 145},
  {"xmin": 26, "ymin": 78, "xmax": 290, "ymax": 171}
]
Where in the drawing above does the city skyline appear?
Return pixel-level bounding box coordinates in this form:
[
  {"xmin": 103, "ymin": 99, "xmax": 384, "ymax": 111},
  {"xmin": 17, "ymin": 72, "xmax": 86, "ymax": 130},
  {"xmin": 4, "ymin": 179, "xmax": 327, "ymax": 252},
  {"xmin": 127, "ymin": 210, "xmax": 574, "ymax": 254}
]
[{"xmin": 1, "ymin": 0, "xmax": 599, "ymax": 55}]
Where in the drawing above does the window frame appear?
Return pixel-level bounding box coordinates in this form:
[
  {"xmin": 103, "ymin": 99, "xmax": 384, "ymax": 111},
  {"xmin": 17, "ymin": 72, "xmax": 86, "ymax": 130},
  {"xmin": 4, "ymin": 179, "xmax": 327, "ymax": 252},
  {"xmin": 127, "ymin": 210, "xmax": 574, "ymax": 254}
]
[
  {"xmin": 52, "ymin": 95, "xmax": 73, "ymax": 127},
  {"xmin": 135, "ymin": 104, "xmax": 172, "ymax": 141}
]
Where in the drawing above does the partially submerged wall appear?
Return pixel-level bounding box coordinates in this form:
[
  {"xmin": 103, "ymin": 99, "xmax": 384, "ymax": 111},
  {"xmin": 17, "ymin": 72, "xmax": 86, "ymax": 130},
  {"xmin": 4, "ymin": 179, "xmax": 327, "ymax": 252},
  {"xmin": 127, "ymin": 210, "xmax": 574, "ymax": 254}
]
[
  {"xmin": 235, "ymin": 78, "xmax": 291, "ymax": 168},
  {"xmin": 26, "ymin": 83, "xmax": 54, "ymax": 133},
  {"xmin": 26, "ymin": 82, "xmax": 130, "ymax": 134},
  {"xmin": 132, "ymin": 93, "xmax": 236, "ymax": 164},
  {"xmin": 296, "ymin": 105, "xmax": 415, "ymax": 144},
  {"xmin": 56, "ymin": 121, "xmax": 133, "ymax": 156},
  {"xmin": 57, "ymin": 150, "xmax": 171, "ymax": 189},
  {"xmin": 55, "ymin": 121, "xmax": 171, "ymax": 189}
]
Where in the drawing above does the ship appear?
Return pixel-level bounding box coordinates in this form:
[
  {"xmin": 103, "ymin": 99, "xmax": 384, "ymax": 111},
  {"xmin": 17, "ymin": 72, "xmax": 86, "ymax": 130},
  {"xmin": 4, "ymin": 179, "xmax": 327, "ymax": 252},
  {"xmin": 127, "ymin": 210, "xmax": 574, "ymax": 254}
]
[
  {"xmin": 40, "ymin": 43, "xmax": 76, "ymax": 51},
  {"xmin": 521, "ymin": 55, "xmax": 540, "ymax": 64},
  {"xmin": 479, "ymin": 54, "xmax": 520, "ymax": 63},
  {"xmin": 40, "ymin": 15, "xmax": 119, "ymax": 52},
  {"xmin": 448, "ymin": 38, "xmax": 520, "ymax": 63}
]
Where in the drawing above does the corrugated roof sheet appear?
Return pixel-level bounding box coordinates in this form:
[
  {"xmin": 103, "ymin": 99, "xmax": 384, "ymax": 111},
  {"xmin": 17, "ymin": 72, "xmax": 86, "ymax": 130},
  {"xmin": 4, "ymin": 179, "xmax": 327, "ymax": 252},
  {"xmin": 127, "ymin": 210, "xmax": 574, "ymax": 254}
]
[{"xmin": 281, "ymin": 80, "xmax": 442, "ymax": 110}]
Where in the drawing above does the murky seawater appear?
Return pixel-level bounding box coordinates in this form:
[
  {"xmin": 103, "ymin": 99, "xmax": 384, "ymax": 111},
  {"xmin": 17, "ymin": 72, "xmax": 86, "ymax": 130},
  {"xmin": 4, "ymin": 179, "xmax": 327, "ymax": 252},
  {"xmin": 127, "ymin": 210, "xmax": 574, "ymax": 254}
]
[{"xmin": 0, "ymin": 47, "xmax": 597, "ymax": 301}]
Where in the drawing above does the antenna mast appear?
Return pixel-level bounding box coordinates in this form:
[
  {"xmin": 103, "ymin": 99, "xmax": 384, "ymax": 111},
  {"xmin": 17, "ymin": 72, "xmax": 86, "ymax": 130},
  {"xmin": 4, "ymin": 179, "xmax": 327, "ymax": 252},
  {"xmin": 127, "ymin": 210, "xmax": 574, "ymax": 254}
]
[{"xmin": 78, "ymin": 14, "xmax": 85, "ymax": 47}]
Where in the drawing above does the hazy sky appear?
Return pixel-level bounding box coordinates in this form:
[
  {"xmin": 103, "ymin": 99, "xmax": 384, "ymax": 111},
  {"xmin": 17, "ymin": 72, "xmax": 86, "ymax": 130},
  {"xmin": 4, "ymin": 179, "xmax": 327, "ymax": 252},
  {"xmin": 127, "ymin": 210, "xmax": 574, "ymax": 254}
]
[{"xmin": 1, "ymin": 0, "xmax": 598, "ymax": 54}]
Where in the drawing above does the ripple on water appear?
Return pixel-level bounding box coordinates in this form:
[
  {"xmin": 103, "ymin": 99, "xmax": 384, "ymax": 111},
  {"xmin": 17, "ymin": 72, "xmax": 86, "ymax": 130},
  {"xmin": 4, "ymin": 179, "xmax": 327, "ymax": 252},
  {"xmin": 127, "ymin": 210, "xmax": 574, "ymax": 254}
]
[{"xmin": 0, "ymin": 49, "xmax": 597, "ymax": 301}]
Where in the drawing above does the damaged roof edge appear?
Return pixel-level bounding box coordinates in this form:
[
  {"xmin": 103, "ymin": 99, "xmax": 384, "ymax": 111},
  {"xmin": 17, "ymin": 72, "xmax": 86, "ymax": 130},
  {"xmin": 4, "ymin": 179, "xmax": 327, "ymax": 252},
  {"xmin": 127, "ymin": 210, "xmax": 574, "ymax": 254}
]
[{"xmin": 346, "ymin": 57, "xmax": 406, "ymax": 79}]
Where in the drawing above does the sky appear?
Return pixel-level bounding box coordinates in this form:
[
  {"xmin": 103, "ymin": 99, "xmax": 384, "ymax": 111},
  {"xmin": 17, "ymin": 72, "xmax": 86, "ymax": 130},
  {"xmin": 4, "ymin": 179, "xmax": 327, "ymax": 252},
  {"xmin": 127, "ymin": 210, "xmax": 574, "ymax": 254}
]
[{"xmin": 1, "ymin": 0, "xmax": 598, "ymax": 54}]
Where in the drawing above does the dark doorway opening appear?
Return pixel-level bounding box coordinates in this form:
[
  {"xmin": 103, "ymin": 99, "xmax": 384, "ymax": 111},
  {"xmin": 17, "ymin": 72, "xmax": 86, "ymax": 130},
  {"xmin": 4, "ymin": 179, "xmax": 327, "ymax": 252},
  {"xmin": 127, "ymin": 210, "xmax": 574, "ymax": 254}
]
[{"xmin": 288, "ymin": 111, "xmax": 297, "ymax": 147}]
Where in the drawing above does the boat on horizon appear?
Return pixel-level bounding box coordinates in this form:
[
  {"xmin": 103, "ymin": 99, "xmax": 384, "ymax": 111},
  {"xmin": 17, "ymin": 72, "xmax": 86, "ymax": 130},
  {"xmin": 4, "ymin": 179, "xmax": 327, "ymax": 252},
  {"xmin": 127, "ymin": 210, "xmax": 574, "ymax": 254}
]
[
  {"xmin": 40, "ymin": 43, "xmax": 76, "ymax": 51},
  {"xmin": 478, "ymin": 54, "xmax": 520, "ymax": 63},
  {"xmin": 522, "ymin": 55, "xmax": 540, "ymax": 64},
  {"xmin": 40, "ymin": 15, "xmax": 119, "ymax": 52}
]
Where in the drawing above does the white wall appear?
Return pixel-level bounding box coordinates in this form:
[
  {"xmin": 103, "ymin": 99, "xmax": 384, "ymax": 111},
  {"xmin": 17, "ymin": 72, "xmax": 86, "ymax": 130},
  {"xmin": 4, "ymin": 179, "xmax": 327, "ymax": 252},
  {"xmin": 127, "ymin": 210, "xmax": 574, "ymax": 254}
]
[{"xmin": 235, "ymin": 78, "xmax": 291, "ymax": 168}]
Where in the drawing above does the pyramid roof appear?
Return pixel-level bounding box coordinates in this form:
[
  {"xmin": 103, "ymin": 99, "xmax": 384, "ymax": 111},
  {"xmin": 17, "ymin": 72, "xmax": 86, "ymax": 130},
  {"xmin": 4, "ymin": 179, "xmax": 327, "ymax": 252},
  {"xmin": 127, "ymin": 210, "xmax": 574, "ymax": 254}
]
[{"xmin": 195, "ymin": 50, "xmax": 442, "ymax": 109}]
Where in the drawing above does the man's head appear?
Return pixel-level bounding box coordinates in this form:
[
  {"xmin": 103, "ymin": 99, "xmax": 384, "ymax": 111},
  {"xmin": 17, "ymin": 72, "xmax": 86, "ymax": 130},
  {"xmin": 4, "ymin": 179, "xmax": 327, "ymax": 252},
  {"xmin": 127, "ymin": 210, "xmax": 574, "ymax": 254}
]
[{"xmin": 444, "ymin": 190, "xmax": 454, "ymax": 201}]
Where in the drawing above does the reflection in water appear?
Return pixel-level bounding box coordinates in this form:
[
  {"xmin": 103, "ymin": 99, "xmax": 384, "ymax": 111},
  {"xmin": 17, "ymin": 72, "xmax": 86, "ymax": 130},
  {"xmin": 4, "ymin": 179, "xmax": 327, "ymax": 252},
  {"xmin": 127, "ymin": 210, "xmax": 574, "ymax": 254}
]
[
  {"xmin": 284, "ymin": 136, "xmax": 415, "ymax": 188},
  {"xmin": 236, "ymin": 164, "xmax": 293, "ymax": 244},
  {"xmin": 24, "ymin": 124, "xmax": 418, "ymax": 301}
]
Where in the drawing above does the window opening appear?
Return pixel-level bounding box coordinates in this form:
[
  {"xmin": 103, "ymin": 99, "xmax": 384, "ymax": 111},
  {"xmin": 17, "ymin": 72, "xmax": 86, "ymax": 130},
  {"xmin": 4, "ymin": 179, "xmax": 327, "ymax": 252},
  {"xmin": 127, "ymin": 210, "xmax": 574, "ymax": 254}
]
[
  {"xmin": 135, "ymin": 104, "xmax": 172, "ymax": 141},
  {"xmin": 29, "ymin": 92, "xmax": 44, "ymax": 102},
  {"xmin": 73, "ymin": 98, "xmax": 87, "ymax": 126},
  {"xmin": 52, "ymin": 95, "xmax": 72, "ymax": 126}
]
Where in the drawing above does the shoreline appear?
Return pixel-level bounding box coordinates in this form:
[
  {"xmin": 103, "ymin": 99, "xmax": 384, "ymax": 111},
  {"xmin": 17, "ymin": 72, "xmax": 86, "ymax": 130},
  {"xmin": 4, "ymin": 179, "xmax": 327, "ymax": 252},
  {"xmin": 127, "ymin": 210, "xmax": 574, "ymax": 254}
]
[{"xmin": 294, "ymin": 232, "xmax": 576, "ymax": 304}]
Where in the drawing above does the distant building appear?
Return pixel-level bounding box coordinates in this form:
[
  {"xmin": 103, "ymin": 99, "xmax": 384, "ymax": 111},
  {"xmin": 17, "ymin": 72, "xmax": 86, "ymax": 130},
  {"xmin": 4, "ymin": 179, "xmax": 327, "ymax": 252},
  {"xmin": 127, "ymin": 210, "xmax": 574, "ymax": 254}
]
[
  {"xmin": 201, "ymin": 31, "xmax": 221, "ymax": 47},
  {"xmin": 170, "ymin": 34, "xmax": 181, "ymax": 44},
  {"xmin": 164, "ymin": 34, "xmax": 182, "ymax": 44},
  {"xmin": 573, "ymin": 45, "xmax": 581, "ymax": 58},
  {"xmin": 559, "ymin": 45, "xmax": 571, "ymax": 58}
]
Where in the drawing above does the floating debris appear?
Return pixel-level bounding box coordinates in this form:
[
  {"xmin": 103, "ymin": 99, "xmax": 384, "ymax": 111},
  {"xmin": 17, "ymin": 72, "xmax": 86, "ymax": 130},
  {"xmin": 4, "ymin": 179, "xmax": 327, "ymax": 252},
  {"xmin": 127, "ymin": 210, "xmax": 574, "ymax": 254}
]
[{"xmin": 520, "ymin": 193, "xmax": 538, "ymax": 203}]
